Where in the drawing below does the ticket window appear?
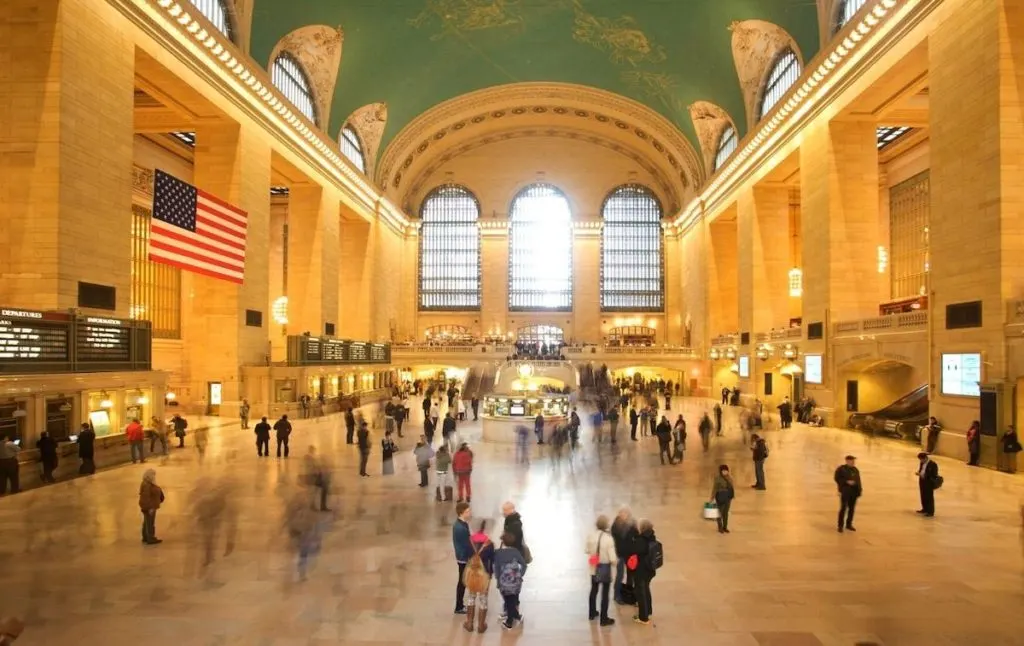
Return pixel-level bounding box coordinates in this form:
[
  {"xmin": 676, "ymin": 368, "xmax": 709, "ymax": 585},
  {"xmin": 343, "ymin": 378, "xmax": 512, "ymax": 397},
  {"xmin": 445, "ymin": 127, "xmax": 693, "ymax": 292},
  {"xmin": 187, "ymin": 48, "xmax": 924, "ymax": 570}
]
[
  {"xmin": 0, "ymin": 403, "xmax": 27, "ymax": 443},
  {"xmin": 46, "ymin": 397, "xmax": 74, "ymax": 441},
  {"xmin": 125, "ymin": 390, "xmax": 151, "ymax": 427},
  {"xmin": 275, "ymin": 379, "xmax": 297, "ymax": 403},
  {"xmin": 86, "ymin": 392, "xmax": 117, "ymax": 437}
]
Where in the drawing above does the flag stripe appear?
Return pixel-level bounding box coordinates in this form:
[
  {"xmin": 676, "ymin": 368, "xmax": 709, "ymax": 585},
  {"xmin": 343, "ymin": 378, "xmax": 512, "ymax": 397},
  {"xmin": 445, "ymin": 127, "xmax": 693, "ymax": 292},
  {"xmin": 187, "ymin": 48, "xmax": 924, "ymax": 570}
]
[
  {"xmin": 196, "ymin": 188, "xmax": 247, "ymax": 223},
  {"xmin": 151, "ymin": 224, "xmax": 246, "ymax": 262},
  {"xmin": 198, "ymin": 195, "xmax": 248, "ymax": 231},
  {"xmin": 149, "ymin": 239, "xmax": 244, "ymax": 272},
  {"xmin": 196, "ymin": 212, "xmax": 247, "ymax": 241},
  {"xmin": 148, "ymin": 252, "xmax": 244, "ymax": 284}
]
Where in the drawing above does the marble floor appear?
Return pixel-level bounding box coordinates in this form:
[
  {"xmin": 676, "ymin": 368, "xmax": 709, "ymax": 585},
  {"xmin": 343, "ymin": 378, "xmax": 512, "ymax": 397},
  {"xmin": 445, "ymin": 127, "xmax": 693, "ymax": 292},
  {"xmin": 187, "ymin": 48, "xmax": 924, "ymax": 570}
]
[{"xmin": 2, "ymin": 398, "xmax": 1024, "ymax": 646}]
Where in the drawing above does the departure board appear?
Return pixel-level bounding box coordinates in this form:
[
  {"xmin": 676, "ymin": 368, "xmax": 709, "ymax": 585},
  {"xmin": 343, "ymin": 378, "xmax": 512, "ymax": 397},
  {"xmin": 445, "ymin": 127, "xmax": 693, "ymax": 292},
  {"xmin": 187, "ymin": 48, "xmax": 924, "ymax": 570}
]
[
  {"xmin": 0, "ymin": 309, "xmax": 71, "ymax": 362},
  {"xmin": 321, "ymin": 339, "xmax": 347, "ymax": 362},
  {"xmin": 370, "ymin": 344, "xmax": 388, "ymax": 362},
  {"xmin": 76, "ymin": 317, "xmax": 131, "ymax": 362},
  {"xmin": 348, "ymin": 342, "xmax": 369, "ymax": 362},
  {"xmin": 287, "ymin": 335, "xmax": 391, "ymax": 365}
]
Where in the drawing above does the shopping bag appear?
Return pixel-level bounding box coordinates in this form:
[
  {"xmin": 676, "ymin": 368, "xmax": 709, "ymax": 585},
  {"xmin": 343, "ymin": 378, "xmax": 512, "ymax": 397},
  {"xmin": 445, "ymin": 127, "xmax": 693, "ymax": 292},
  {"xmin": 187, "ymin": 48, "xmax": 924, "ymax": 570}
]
[{"xmin": 703, "ymin": 502, "xmax": 720, "ymax": 520}]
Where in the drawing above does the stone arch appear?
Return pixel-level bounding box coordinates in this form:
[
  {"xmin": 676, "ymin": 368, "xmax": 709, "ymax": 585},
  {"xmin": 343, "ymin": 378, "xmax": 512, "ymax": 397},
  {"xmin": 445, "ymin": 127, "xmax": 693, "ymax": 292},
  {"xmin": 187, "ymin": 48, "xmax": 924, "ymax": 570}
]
[
  {"xmin": 378, "ymin": 82, "xmax": 705, "ymax": 217},
  {"xmin": 268, "ymin": 25, "xmax": 343, "ymax": 132},
  {"xmin": 729, "ymin": 20, "xmax": 804, "ymax": 132},
  {"xmin": 688, "ymin": 101, "xmax": 740, "ymax": 177},
  {"xmin": 344, "ymin": 103, "xmax": 388, "ymax": 181}
]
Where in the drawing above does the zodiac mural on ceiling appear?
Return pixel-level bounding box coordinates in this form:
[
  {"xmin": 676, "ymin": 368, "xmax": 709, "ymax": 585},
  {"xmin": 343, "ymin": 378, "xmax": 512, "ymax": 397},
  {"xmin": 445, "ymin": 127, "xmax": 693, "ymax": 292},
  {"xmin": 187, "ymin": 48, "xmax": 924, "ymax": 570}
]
[
  {"xmin": 409, "ymin": 0, "xmax": 524, "ymax": 40},
  {"xmin": 570, "ymin": 0, "xmax": 666, "ymax": 67}
]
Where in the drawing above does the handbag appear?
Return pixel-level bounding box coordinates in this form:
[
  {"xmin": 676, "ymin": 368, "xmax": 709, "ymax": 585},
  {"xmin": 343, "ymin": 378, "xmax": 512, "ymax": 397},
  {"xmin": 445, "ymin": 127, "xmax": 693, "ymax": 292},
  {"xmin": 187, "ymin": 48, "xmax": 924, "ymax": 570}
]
[
  {"xmin": 703, "ymin": 502, "xmax": 720, "ymax": 520},
  {"xmin": 591, "ymin": 533, "xmax": 612, "ymax": 582}
]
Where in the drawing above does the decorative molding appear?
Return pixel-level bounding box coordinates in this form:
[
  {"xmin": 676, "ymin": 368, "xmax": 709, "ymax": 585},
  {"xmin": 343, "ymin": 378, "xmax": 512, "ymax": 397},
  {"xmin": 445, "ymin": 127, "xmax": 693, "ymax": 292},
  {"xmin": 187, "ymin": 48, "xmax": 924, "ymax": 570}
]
[
  {"xmin": 403, "ymin": 127, "xmax": 680, "ymax": 216},
  {"xmin": 378, "ymin": 82, "xmax": 704, "ymax": 209},
  {"xmin": 133, "ymin": 164, "xmax": 154, "ymax": 198},
  {"xmin": 268, "ymin": 24, "xmax": 344, "ymax": 132},
  {"xmin": 346, "ymin": 102, "xmax": 388, "ymax": 181},
  {"xmin": 730, "ymin": 20, "xmax": 803, "ymax": 131},
  {"xmin": 688, "ymin": 101, "xmax": 738, "ymax": 177}
]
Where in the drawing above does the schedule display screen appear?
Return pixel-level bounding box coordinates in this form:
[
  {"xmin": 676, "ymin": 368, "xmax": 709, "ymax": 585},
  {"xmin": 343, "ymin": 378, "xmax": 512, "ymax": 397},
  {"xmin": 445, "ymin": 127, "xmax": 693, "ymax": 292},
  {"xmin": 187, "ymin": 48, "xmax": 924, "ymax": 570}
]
[
  {"xmin": 290, "ymin": 336, "xmax": 391, "ymax": 365},
  {"xmin": 0, "ymin": 309, "xmax": 71, "ymax": 362},
  {"xmin": 805, "ymin": 354, "xmax": 823, "ymax": 384},
  {"xmin": 76, "ymin": 317, "xmax": 131, "ymax": 362},
  {"xmin": 738, "ymin": 355, "xmax": 750, "ymax": 378},
  {"xmin": 941, "ymin": 353, "xmax": 982, "ymax": 397}
]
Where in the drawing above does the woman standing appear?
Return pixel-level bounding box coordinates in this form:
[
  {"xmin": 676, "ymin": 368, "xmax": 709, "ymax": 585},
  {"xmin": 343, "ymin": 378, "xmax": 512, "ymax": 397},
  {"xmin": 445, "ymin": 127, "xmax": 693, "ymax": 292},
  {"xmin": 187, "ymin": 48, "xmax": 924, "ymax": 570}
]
[
  {"xmin": 672, "ymin": 415, "xmax": 686, "ymax": 464},
  {"xmin": 924, "ymin": 416, "xmax": 942, "ymax": 454},
  {"xmin": 710, "ymin": 464, "xmax": 735, "ymax": 534},
  {"xmin": 585, "ymin": 515, "xmax": 617, "ymax": 627},
  {"xmin": 381, "ymin": 430, "xmax": 398, "ymax": 476},
  {"xmin": 966, "ymin": 420, "xmax": 981, "ymax": 466},
  {"xmin": 138, "ymin": 469, "xmax": 164, "ymax": 545},
  {"xmin": 629, "ymin": 519, "xmax": 658, "ymax": 625}
]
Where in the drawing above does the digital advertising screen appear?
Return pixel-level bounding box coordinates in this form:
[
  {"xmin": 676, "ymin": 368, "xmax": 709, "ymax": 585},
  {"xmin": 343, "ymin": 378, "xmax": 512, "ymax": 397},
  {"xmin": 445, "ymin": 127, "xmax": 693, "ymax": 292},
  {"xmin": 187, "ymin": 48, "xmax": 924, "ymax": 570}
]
[
  {"xmin": 941, "ymin": 353, "xmax": 982, "ymax": 397},
  {"xmin": 805, "ymin": 354, "xmax": 823, "ymax": 384}
]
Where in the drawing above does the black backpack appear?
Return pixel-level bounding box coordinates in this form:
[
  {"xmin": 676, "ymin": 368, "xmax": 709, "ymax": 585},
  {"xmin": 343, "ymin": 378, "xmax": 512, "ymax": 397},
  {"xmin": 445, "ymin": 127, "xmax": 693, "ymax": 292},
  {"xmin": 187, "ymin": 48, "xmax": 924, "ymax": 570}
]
[{"xmin": 647, "ymin": 539, "xmax": 664, "ymax": 571}]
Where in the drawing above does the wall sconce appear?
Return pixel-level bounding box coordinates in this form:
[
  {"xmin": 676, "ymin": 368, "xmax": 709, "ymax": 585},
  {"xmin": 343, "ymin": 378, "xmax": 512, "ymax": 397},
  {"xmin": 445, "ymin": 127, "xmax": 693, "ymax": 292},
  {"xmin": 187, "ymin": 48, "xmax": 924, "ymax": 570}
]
[
  {"xmin": 99, "ymin": 392, "xmax": 114, "ymax": 409},
  {"xmin": 782, "ymin": 344, "xmax": 797, "ymax": 360},
  {"xmin": 877, "ymin": 246, "xmax": 888, "ymax": 274},
  {"xmin": 725, "ymin": 347, "xmax": 737, "ymax": 360},
  {"xmin": 136, "ymin": 394, "xmax": 149, "ymax": 405},
  {"xmin": 12, "ymin": 407, "xmax": 27, "ymax": 418},
  {"xmin": 165, "ymin": 391, "xmax": 176, "ymax": 401},
  {"xmin": 755, "ymin": 345, "xmax": 771, "ymax": 361},
  {"xmin": 729, "ymin": 362, "xmax": 740, "ymax": 374},
  {"xmin": 272, "ymin": 296, "xmax": 289, "ymax": 325},
  {"xmin": 788, "ymin": 267, "xmax": 803, "ymax": 297},
  {"xmin": 709, "ymin": 348, "xmax": 721, "ymax": 360}
]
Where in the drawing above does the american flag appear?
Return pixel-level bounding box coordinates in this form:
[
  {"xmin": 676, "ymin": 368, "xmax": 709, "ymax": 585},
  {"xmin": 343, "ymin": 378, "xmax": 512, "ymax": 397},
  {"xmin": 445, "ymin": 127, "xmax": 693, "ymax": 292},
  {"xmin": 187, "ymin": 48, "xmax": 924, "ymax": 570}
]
[{"xmin": 150, "ymin": 170, "xmax": 248, "ymax": 284}]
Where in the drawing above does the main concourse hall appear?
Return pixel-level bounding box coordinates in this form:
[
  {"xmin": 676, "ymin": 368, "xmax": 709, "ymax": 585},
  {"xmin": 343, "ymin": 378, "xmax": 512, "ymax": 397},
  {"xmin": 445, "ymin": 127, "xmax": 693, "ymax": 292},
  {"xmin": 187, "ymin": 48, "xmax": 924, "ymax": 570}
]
[{"xmin": 1, "ymin": 0, "xmax": 1024, "ymax": 645}]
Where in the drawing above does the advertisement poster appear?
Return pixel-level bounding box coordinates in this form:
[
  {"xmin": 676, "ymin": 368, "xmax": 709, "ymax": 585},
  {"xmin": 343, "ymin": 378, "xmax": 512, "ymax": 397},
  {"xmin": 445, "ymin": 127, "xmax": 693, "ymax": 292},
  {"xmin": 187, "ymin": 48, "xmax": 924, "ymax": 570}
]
[
  {"xmin": 738, "ymin": 355, "xmax": 750, "ymax": 378},
  {"xmin": 941, "ymin": 353, "xmax": 981, "ymax": 396},
  {"xmin": 805, "ymin": 354, "xmax": 823, "ymax": 384}
]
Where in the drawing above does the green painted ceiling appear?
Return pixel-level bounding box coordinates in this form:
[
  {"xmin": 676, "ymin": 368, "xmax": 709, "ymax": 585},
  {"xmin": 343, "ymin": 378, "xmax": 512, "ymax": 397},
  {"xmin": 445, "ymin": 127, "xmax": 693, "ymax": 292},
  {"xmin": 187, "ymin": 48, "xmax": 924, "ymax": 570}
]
[{"xmin": 250, "ymin": 0, "xmax": 820, "ymax": 157}]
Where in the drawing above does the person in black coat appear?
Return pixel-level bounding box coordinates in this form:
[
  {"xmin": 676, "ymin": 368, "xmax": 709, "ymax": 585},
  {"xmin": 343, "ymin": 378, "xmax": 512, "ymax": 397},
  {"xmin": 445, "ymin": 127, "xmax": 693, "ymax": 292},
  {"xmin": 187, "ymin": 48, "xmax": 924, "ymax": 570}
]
[
  {"xmin": 916, "ymin": 452, "xmax": 939, "ymax": 517},
  {"xmin": 273, "ymin": 415, "xmax": 292, "ymax": 458},
  {"xmin": 36, "ymin": 431, "xmax": 58, "ymax": 483},
  {"xmin": 77, "ymin": 423, "xmax": 96, "ymax": 475},
  {"xmin": 394, "ymin": 404, "xmax": 406, "ymax": 438},
  {"xmin": 629, "ymin": 520, "xmax": 658, "ymax": 625},
  {"xmin": 253, "ymin": 416, "xmax": 272, "ymax": 457},
  {"xmin": 629, "ymin": 407, "xmax": 639, "ymax": 441},
  {"xmin": 344, "ymin": 408, "xmax": 356, "ymax": 445},
  {"xmin": 442, "ymin": 412, "xmax": 457, "ymax": 451},
  {"xmin": 610, "ymin": 508, "xmax": 638, "ymax": 605},
  {"xmin": 834, "ymin": 455, "xmax": 862, "ymax": 532},
  {"xmin": 357, "ymin": 422, "xmax": 371, "ymax": 477},
  {"xmin": 655, "ymin": 417, "xmax": 673, "ymax": 465},
  {"xmin": 501, "ymin": 502, "xmax": 525, "ymax": 552}
]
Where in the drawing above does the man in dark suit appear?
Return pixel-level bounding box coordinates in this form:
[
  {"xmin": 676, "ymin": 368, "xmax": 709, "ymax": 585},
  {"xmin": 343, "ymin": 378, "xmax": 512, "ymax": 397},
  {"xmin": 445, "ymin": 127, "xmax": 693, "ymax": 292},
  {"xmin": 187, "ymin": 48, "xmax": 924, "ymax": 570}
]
[
  {"xmin": 629, "ymin": 406, "xmax": 639, "ymax": 441},
  {"xmin": 834, "ymin": 455, "xmax": 862, "ymax": 532},
  {"xmin": 916, "ymin": 452, "xmax": 939, "ymax": 517}
]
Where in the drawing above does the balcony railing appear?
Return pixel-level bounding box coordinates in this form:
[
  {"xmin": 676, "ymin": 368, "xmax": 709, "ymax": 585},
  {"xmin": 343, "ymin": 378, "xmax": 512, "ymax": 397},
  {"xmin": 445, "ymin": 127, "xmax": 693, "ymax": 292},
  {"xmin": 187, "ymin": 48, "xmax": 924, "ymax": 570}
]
[
  {"xmin": 393, "ymin": 343, "xmax": 698, "ymax": 359},
  {"xmin": 711, "ymin": 334, "xmax": 738, "ymax": 346},
  {"xmin": 833, "ymin": 311, "xmax": 928, "ymax": 337}
]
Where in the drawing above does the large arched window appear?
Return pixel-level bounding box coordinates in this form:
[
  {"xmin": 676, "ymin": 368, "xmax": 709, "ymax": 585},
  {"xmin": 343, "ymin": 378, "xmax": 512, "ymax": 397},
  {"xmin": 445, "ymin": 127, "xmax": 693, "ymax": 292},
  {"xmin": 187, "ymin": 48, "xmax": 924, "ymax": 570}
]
[
  {"xmin": 759, "ymin": 49, "xmax": 802, "ymax": 119},
  {"xmin": 509, "ymin": 184, "xmax": 573, "ymax": 311},
  {"xmin": 188, "ymin": 0, "xmax": 234, "ymax": 41},
  {"xmin": 340, "ymin": 126, "xmax": 365, "ymax": 173},
  {"xmin": 419, "ymin": 185, "xmax": 481, "ymax": 310},
  {"xmin": 600, "ymin": 185, "xmax": 663, "ymax": 311},
  {"xmin": 714, "ymin": 125, "xmax": 738, "ymax": 171},
  {"xmin": 271, "ymin": 52, "xmax": 317, "ymax": 124},
  {"xmin": 834, "ymin": 0, "xmax": 869, "ymax": 33}
]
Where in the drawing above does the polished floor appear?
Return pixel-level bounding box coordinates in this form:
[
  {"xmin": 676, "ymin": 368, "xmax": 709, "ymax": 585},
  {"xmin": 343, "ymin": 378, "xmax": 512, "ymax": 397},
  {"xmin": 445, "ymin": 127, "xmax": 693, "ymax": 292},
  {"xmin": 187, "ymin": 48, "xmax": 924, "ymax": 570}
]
[{"xmin": 2, "ymin": 397, "xmax": 1024, "ymax": 646}]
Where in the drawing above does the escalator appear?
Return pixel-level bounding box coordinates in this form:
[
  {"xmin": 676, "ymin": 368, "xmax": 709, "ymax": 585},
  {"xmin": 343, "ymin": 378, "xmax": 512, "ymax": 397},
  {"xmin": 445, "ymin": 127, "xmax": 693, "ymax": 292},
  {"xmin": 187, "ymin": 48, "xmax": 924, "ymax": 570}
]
[
  {"xmin": 475, "ymin": 364, "xmax": 496, "ymax": 397},
  {"xmin": 463, "ymin": 366, "xmax": 481, "ymax": 398},
  {"xmin": 847, "ymin": 385, "xmax": 929, "ymax": 441}
]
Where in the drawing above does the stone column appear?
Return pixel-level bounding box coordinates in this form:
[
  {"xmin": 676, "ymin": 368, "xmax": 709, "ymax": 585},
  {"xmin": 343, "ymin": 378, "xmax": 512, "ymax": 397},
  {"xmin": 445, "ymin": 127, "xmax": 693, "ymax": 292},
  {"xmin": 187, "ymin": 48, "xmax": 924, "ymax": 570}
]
[
  {"xmin": 188, "ymin": 123, "xmax": 271, "ymax": 406},
  {"xmin": 481, "ymin": 229, "xmax": 510, "ymax": 341},
  {"xmin": 928, "ymin": 0, "xmax": 1024, "ymax": 434},
  {"xmin": 572, "ymin": 228, "xmax": 601, "ymax": 344},
  {"xmin": 707, "ymin": 215, "xmax": 739, "ymax": 337},
  {"xmin": 286, "ymin": 185, "xmax": 340, "ymax": 337},
  {"xmin": 338, "ymin": 215, "xmax": 371, "ymax": 339},
  {"xmin": 0, "ymin": 0, "xmax": 134, "ymax": 313}
]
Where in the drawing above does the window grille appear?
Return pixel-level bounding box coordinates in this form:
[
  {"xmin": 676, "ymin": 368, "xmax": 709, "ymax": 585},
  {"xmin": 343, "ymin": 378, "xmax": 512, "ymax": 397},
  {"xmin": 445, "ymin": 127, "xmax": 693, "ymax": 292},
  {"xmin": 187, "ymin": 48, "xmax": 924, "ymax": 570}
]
[
  {"xmin": 130, "ymin": 205, "xmax": 182, "ymax": 338},
  {"xmin": 340, "ymin": 126, "xmax": 366, "ymax": 173},
  {"xmin": 419, "ymin": 185, "xmax": 481, "ymax": 310},
  {"xmin": 759, "ymin": 50, "xmax": 802, "ymax": 119},
  {"xmin": 600, "ymin": 185, "xmax": 663, "ymax": 312},
  {"xmin": 271, "ymin": 52, "xmax": 317, "ymax": 124}
]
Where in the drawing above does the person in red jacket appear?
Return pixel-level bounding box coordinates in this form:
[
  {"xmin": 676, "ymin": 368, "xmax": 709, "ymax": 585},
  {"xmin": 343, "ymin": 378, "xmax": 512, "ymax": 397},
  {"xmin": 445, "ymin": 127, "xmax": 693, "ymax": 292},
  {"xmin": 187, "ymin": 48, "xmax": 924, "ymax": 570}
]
[
  {"xmin": 452, "ymin": 442, "xmax": 474, "ymax": 503},
  {"xmin": 126, "ymin": 418, "xmax": 146, "ymax": 464}
]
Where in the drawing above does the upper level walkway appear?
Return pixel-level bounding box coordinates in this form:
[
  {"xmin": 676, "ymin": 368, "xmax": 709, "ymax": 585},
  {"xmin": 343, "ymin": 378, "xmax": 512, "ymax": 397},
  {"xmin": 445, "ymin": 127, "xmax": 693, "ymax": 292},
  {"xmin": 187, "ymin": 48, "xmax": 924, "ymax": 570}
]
[
  {"xmin": 1, "ymin": 398, "xmax": 1023, "ymax": 645},
  {"xmin": 391, "ymin": 342, "xmax": 700, "ymax": 365}
]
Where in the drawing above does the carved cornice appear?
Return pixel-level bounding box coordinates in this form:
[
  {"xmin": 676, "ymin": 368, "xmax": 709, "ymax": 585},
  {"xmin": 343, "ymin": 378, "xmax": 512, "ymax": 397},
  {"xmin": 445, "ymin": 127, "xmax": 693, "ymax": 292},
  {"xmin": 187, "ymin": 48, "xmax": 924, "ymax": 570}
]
[{"xmin": 379, "ymin": 83, "xmax": 705, "ymax": 212}]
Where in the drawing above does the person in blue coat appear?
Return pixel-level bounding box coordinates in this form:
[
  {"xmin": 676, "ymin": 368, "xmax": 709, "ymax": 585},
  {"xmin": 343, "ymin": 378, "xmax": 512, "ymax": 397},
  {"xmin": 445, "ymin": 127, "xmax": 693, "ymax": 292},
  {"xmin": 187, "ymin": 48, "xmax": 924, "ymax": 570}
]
[{"xmin": 452, "ymin": 502, "xmax": 473, "ymax": 615}]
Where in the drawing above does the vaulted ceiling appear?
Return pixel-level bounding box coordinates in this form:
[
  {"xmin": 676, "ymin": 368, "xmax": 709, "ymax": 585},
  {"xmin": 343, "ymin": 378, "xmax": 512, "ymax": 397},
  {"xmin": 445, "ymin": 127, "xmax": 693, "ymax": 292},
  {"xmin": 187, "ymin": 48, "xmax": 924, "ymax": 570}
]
[{"xmin": 249, "ymin": 0, "xmax": 821, "ymax": 153}]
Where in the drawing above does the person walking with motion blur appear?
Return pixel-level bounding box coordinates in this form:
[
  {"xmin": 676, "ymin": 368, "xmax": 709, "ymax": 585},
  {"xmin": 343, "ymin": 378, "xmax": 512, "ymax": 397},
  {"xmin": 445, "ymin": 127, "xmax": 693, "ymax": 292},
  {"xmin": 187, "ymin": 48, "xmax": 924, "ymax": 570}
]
[
  {"xmin": 344, "ymin": 407, "xmax": 356, "ymax": 445},
  {"xmin": 274, "ymin": 414, "xmax": 292, "ymax": 458},
  {"xmin": 414, "ymin": 437, "xmax": 434, "ymax": 487},
  {"xmin": 239, "ymin": 399, "xmax": 250, "ymax": 430},
  {"xmin": 77, "ymin": 422, "xmax": 96, "ymax": 475},
  {"xmin": 139, "ymin": 469, "xmax": 164, "ymax": 545},
  {"xmin": 126, "ymin": 417, "xmax": 146, "ymax": 464},
  {"xmin": 193, "ymin": 425, "xmax": 209, "ymax": 460},
  {"xmin": 585, "ymin": 514, "xmax": 617, "ymax": 627},
  {"xmin": 303, "ymin": 446, "xmax": 331, "ymax": 512},
  {"xmin": 611, "ymin": 507, "xmax": 638, "ymax": 606},
  {"xmin": 462, "ymin": 520, "xmax": 495, "ymax": 633},
  {"xmin": 534, "ymin": 412, "xmax": 545, "ymax": 445},
  {"xmin": 699, "ymin": 412, "xmax": 713, "ymax": 452},
  {"xmin": 710, "ymin": 464, "xmax": 735, "ymax": 534},
  {"xmin": 381, "ymin": 429, "xmax": 398, "ymax": 476},
  {"xmin": 834, "ymin": 455, "xmax": 862, "ymax": 532},
  {"xmin": 672, "ymin": 415, "xmax": 686, "ymax": 464},
  {"xmin": 453, "ymin": 442, "xmax": 474, "ymax": 503},
  {"xmin": 254, "ymin": 416, "xmax": 271, "ymax": 457},
  {"xmin": 171, "ymin": 413, "xmax": 188, "ymax": 448},
  {"xmin": 966, "ymin": 420, "xmax": 981, "ymax": 466},
  {"xmin": 435, "ymin": 444, "xmax": 453, "ymax": 501},
  {"xmin": 515, "ymin": 424, "xmax": 530, "ymax": 465},
  {"xmin": 629, "ymin": 406, "xmax": 639, "ymax": 441},
  {"xmin": 149, "ymin": 415, "xmax": 168, "ymax": 456},
  {"xmin": 35, "ymin": 431, "xmax": 58, "ymax": 483},
  {"xmin": 750, "ymin": 434, "xmax": 768, "ymax": 490}
]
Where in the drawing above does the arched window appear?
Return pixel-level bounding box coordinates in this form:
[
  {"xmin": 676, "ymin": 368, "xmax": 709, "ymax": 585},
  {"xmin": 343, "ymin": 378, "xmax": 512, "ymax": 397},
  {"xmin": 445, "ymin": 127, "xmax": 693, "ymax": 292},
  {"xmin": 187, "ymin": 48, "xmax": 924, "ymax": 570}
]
[
  {"xmin": 509, "ymin": 184, "xmax": 573, "ymax": 311},
  {"xmin": 188, "ymin": 0, "xmax": 234, "ymax": 41},
  {"xmin": 714, "ymin": 125, "xmax": 738, "ymax": 171},
  {"xmin": 419, "ymin": 185, "xmax": 481, "ymax": 310},
  {"xmin": 834, "ymin": 0, "xmax": 869, "ymax": 33},
  {"xmin": 759, "ymin": 49, "xmax": 802, "ymax": 119},
  {"xmin": 271, "ymin": 52, "xmax": 317, "ymax": 125},
  {"xmin": 600, "ymin": 185, "xmax": 663, "ymax": 311},
  {"xmin": 340, "ymin": 126, "xmax": 366, "ymax": 173}
]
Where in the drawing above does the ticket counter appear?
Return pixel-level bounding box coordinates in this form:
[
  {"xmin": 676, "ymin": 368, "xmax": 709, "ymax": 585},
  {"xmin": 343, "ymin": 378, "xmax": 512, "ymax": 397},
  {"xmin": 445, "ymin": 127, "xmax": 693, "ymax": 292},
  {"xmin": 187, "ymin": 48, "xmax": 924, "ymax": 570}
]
[{"xmin": 481, "ymin": 393, "xmax": 570, "ymax": 443}]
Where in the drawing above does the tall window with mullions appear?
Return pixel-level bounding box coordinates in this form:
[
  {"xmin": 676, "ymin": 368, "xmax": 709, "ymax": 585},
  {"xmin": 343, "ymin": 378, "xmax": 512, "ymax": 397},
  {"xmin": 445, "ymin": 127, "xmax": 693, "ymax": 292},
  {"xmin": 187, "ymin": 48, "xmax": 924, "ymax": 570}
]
[
  {"xmin": 508, "ymin": 183, "xmax": 573, "ymax": 311},
  {"xmin": 419, "ymin": 185, "xmax": 481, "ymax": 310},
  {"xmin": 600, "ymin": 184, "xmax": 663, "ymax": 311}
]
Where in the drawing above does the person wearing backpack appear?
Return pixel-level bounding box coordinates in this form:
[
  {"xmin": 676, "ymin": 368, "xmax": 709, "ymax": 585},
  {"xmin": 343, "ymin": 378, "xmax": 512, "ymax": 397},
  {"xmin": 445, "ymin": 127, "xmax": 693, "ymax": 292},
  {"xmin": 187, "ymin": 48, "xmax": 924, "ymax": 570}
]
[
  {"xmin": 750, "ymin": 434, "xmax": 768, "ymax": 490},
  {"xmin": 452, "ymin": 502, "xmax": 473, "ymax": 615},
  {"xmin": 627, "ymin": 519, "xmax": 660, "ymax": 625},
  {"xmin": 494, "ymin": 532, "xmax": 528, "ymax": 631},
  {"xmin": 585, "ymin": 515, "xmax": 617, "ymax": 627},
  {"xmin": 462, "ymin": 521, "xmax": 495, "ymax": 633}
]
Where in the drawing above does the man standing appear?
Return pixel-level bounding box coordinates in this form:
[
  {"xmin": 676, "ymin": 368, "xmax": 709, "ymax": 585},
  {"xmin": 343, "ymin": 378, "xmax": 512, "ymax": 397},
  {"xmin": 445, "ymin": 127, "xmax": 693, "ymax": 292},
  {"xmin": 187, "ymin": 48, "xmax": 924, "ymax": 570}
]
[
  {"xmin": 394, "ymin": 403, "xmax": 406, "ymax": 438},
  {"xmin": 534, "ymin": 413, "xmax": 545, "ymax": 445},
  {"xmin": 239, "ymin": 399, "xmax": 250, "ymax": 430},
  {"xmin": 452, "ymin": 502, "xmax": 473, "ymax": 615},
  {"xmin": 629, "ymin": 406, "xmax": 638, "ymax": 441},
  {"xmin": 344, "ymin": 407, "xmax": 356, "ymax": 445},
  {"xmin": 0, "ymin": 434, "xmax": 22, "ymax": 495},
  {"xmin": 502, "ymin": 501, "xmax": 525, "ymax": 554},
  {"xmin": 721, "ymin": 386, "xmax": 730, "ymax": 405},
  {"xmin": 77, "ymin": 423, "xmax": 96, "ymax": 475},
  {"xmin": 750, "ymin": 434, "xmax": 768, "ymax": 490},
  {"xmin": 610, "ymin": 507, "xmax": 638, "ymax": 605},
  {"xmin": 916, "ymin": 452, "xmax": 940, "ymax": 517},
  {"xmin": 254, "ymin": 416, "xmax": 272, "ymax": 457},
  {"xmin": 273, "ymin": 414, "xmax": 292, "ymax": 458},
  {"xmin": 171, "ymin": 413, "xmax": 188, "ymax": 448},
  {"xmin": 699, "ymin": 412, "xmax": 713, "ymax": 452},
  {"xmin": 834, "ymin": 455, "xmax": 862, "ymax": 532},
  {"xmin": 357, "ymin": 421, "xmax": 371, "ymax": 478},
  {"xmin": 471, "ymin": 396, "xmax": 479, "ymax": 421},
  {"xmin": 713, "ymin": 403, "xmax": 723, "ymax": 436},
  {"xmin": 655, "ymin": 416, "xmax": 673, "ymax": 465},
  {"xmin": 442, "ymin": 411, "xmax": 458, "ymax": 453},
  {"xmin": 777, "ymin": 397, "xmax": 793, "ymax": 429},
  {"xmin": 607, "ymin": 406, "xmax": 620, "ymax": 444}
]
